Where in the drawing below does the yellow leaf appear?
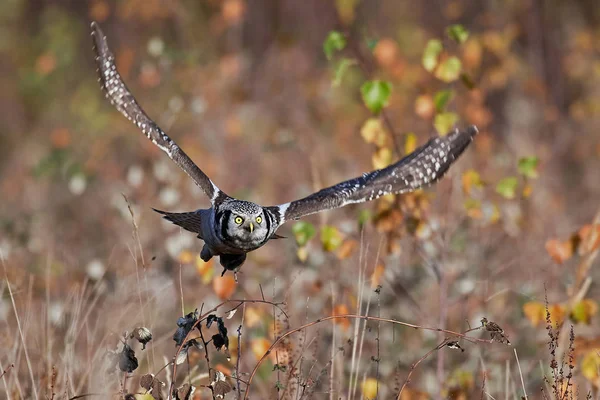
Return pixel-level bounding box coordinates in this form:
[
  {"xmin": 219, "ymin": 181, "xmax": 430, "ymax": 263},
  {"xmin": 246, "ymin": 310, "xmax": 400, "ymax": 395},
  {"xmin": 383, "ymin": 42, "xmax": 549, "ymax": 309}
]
[
  {"xmin": 571, "ymin": 299, "xmax": 599, "ymax": 324},
  {"xmin": 178, "ymin": 250, "xmax": 195, "ymax": 264},
  {"xmin": 321, "ymin": 225, "xmax": 344, "ymax": 252},
  {"xmin": 581, "ymin": 350, "xmax": 600, "ymax": 385},
  {"xmin": 523, "ymin": 301, "xmax": 546, "ymax": 327},
  {"xmin": 361, "ymin": 378, "xmax": 379, "ymax": 399},
  {"xmin": 134, "ymin": 395, "xmax": 156, "ymax": 400},
  {"xmin": 415, "ymin": 221, "xmax": 432, "ymax": 240},
  {"xmin": 404, "ymin": 132, "xmax": 417, "ymax": 154},
  {"xmin": 360, "ymin": 118, "xmax": 385, "ymax": 144},
  {"xmin": 461, "ymin": 169, "xmax": 483, "ymax": 195},
  {"xmin": 464, "ymin": 198, "xmax": 482, "ymax": 219},
  {"xmin": 372, "ymin": 147, "xmax": 393, "ymax": 169},
  {"xmin": 434, "ymin": 56, "xmax": 462, "ymax": 82},
  {"xmin": 434, "ymin": 112, "xmax": 458, "ymax": 136},
  {"xmin": 296, "ymin": 246, "xmax": 309, "ymax": 263},
  {"xmin": 244, "ymin": 307, "xmax": 263, "ymax": 328}
]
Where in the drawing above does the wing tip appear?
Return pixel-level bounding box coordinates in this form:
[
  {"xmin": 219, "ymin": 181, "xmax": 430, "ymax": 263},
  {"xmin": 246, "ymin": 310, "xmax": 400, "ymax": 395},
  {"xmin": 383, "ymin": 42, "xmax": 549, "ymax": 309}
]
[{"xmin": 466, "ymin": 125, "xmax": 479, "ymax": 138}]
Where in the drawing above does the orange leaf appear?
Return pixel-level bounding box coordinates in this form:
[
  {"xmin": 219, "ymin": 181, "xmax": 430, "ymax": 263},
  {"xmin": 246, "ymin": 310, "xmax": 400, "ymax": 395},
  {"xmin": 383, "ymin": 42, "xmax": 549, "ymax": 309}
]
[
  {"xmin": 373, "ymin": 38, "xmax": 399, "ymax": 68},
  {"xmin": 545, "ymin": 239, "xmax": 573, "ymax": 264},
  {"xmin": 195, "ymin": 256, "xmax": 214, "ymax": 284},
  {"xmin": 336, "ymin": 239, "xmax": 358, "ymax": 260},
  {"xmin": 578, "ymin": 224, "xmax": 600, "ymax": 255},
  {"xmin": 222, "ymin": 0, "xmax": 246, "ymax": 25},
  {"xmin": 332, "ymin": 304, "xmax": 350, "ymax": 330},
  {"xmin": 50, "ymin": 128, "xmax": 71, "ymax": 149},
  {"xmin": 213, "ymin": 275, "xmax": 237, "ymax": 300},
  {"xmin": 36, "ymin": 53, "xmax": 56, "ymax": 75},
  {"xmin": 414, "ymin": 95, "xmax": 434, "ymax": 119},
  {"xmin": 370, "ymin": 264, "xmax": 385, "ymax": 289},
  {"xmin": 523, "ymin": 301, "xmax": 546, "ymax": 327},
  {"xmin": 250, "ymin": 337, "xmax": 271, "ymax": 361},
  {"xmin": 548, "ymin": 303, "xmax": 566, "ymax": 327}
]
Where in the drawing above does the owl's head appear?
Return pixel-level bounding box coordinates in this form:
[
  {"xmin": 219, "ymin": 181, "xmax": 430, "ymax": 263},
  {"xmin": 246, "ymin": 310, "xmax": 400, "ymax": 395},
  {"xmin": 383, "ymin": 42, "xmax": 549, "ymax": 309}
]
[{"xmin": 224, "ymin": 201, "xmax": 269, "ymax": 249}]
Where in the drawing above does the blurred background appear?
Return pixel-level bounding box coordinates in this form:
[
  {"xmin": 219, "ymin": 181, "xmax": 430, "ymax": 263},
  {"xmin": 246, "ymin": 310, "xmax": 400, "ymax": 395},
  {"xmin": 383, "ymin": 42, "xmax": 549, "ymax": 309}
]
[{"xmin": 2, "ymin": 0, "xmax": 600, "ymax": 399}]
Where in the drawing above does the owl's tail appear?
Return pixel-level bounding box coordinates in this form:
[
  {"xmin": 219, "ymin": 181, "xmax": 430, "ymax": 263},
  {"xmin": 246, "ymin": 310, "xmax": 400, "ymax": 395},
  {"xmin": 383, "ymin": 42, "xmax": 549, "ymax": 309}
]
[{"xmin": 153, "ymin": 208, "xmax": 204, "ymax": 239}]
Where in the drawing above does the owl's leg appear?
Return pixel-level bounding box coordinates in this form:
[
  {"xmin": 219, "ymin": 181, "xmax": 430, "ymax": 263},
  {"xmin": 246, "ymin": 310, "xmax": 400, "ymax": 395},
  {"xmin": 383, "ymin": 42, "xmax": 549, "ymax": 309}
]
[
  {"xmin": 219, "ymin": 253, "xmax": 247, "ymax": 282},
  {"xmin": 200, "ymin": 244, "xmax": 213, "ymax": 262}
]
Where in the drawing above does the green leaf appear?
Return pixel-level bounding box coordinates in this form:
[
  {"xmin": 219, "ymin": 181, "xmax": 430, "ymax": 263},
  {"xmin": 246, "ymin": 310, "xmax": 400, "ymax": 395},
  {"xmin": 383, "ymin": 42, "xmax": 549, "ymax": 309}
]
[
  {"xmin": 360, "ymin": 80, "xmax": 393, "ymax": 114},
  {"xmin": 333, "ymin": 58, "xmax": 356, "ymax": 87},
  {"xmin": 496, "ymin": 177, "xmax": 519, "ymax": 199},
  {"xmin": 366, "ymin": 38, "xmax": 378, "ymax": 51},
  {"xmin": 517, "ymin": 156, "xmax": 539, "ymax": 179},
  {"xmin": 433, "ymin": 90, "xmax": 453, "ymax": 112},
  {"xmin": 433, "ymin": 112, "xmax": 458, "ymax": 135},
  {"xmin": 446, "ymin": 24, "xmax": 470, "ymax": 44},
  {"xmin": 358, "ymin": 209, "xmax": 372, "ymax": 228},
  {"xmin": 321, "ymin": 225, "xmax": 344, "ymax": 252},
  {"xmin": 292, "ymin": 221, "xmax": 316, "ymax": 247},
  {"xmin": 323, "ymin": 31, "xmax": 346, "ymax": 60},
  {"xmin": 422, "ymin": 39, "xmax": 443, "ymax": 72},
  {"xmin": 435, "ymin": 56, "xmax": 462, "ymax": 82},
  {"xmin": 460, "ymin": 72, "xmax": 476, "ymax": 89}
]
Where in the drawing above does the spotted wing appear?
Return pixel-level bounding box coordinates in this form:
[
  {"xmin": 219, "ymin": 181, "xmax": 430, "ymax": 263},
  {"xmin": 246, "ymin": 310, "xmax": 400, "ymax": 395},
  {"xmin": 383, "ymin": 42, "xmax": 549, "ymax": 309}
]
[
  {"xmin": 91, "ymin": 22, "xmax": 227, "ymax": 206},
  {"xmin": 274, "ymin": 126, "xmax": 478, "ymax": 222}
]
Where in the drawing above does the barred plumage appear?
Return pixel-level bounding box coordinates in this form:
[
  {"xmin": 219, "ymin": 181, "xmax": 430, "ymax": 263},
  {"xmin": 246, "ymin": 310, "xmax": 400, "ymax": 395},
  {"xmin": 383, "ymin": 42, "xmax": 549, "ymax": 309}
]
[{"xmin": 91, "ymin": 22, "xmax": 478, "ymax": 277}]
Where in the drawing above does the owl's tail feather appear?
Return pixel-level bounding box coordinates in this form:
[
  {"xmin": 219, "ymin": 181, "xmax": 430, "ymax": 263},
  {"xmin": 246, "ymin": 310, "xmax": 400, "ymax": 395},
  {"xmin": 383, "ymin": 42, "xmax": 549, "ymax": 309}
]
[{"xmin": 153, "ymin": 208, "xmax": 204, "ymax": 239}]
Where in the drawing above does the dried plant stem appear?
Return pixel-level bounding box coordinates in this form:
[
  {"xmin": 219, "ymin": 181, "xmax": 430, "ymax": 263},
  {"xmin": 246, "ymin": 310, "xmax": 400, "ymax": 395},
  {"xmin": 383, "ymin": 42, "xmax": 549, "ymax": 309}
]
[
  {"xmin": 514, "ymin": 348, "xmax": 528, "ymax": 399},
  {"xmin": 244, "ymin": 315, "xmax": 493, "ymax": 400},
  {"xmin": 2, "ymin": 256, "xmax": 39, "ymax": 400},
  {"xmin": 168, "ymin": 299, "xmax": 285, "ymax": 399}
]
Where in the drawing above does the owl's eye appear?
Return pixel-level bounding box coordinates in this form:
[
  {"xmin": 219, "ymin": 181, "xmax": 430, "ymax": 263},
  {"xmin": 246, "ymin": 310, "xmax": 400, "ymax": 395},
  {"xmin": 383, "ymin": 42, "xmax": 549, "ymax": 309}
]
[
  {"xmin": 234, "ymin": 216, "xmax": 243, "ymax": 225},
  {"xmin": 256, "ymin": 216, "xmax": 263, "ymax": 224}
]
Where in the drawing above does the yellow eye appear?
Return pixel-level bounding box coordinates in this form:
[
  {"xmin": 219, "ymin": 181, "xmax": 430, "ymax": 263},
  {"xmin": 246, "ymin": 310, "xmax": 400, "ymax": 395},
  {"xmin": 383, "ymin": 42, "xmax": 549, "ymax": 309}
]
[
  {"xmin": 234, "ymin": 216, "xmax": 243, "ymax": 224},
  {"xmin": 256, "ymin": 216, "xmax": 263, "ymax": 224}
]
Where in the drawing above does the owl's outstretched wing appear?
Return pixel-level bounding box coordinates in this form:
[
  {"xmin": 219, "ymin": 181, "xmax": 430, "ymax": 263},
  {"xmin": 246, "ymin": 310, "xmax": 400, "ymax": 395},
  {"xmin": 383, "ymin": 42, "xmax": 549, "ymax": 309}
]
[
  {"xmin": 91, "ymin": 22, "xmax": 228, "ymax": 206},
  {"xmin": 272, "ymin": 126, "xmax": 478, "ymax": 223}
]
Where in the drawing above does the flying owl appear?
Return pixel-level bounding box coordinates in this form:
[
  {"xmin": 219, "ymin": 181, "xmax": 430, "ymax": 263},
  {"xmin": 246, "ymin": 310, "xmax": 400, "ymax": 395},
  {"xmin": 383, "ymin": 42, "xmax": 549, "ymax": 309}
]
[{"xmin": 91, "ymin": 22, "xmax": 478, "ymax": 278}]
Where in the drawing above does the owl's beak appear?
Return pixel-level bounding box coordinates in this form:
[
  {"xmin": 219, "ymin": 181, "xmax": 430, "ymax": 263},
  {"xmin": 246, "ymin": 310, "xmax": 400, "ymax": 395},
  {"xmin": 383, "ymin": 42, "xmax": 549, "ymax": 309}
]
[{"xmin": 249, "ymin": 222, "xmax": 254, "ymax": 233}]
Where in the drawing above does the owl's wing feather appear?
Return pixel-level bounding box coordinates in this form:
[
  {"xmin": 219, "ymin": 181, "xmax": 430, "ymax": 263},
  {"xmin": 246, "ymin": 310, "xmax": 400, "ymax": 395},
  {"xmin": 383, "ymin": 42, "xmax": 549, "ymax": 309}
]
[
  {"xmin": 275, "ymin": 126, "xmax": 478, "ymax": 223},
  {"xmin": 91, "ymin": 22, "xmax": 227, "ymax": 206},
  {"xmin": 153, "ymin": 208, "xmax": 204, "ymax": 238}
]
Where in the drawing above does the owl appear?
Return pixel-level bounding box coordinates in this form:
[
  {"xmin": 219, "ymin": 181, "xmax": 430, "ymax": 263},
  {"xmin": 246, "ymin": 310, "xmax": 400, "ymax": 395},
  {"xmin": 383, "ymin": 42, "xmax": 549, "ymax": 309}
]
[{"xmin": 91, "ymin": 22, "xmax": 477, "ymax": 278}]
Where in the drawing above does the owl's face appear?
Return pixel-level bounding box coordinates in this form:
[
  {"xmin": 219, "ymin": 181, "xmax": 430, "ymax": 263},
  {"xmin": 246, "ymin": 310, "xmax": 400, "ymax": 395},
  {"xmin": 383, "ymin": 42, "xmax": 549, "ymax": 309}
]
[{"xmin": 224, "ymin": 201, "xmax": 269, "ymax": 250}]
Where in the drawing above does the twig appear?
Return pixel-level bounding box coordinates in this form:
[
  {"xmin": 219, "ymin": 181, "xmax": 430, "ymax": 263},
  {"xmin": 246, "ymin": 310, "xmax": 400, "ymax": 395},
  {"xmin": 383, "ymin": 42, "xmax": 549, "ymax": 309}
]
[
  {"xmin": 396, "ymin": 339, "xmax": 451, "ymax": 399},
  {"xmin": 197, "ymin": 319, "xmax": 215, "ymax": 399},
  {"xmin": 244, "ymin": 315, "xmax": 493, "ymax": 400},
  {"xmin": 167, "ymin": 298, "xmax": 286, "ymax": 399},
  {"xmin": 514, "ymin": 348, "xmax": 528, "ymax": 399},
  {"xmin": 0, "ymin": 364, "xmax": 14, "ymax": 380},
  {"xmin": 235, "ymin": 304, "xmax": 246, "ymax": 398},
  {"xmin": 2, "ymin": 256, "xmax": 39, "ymax": 400},
  {"xmin": 343, "ymin": 29, "xmax": 402, "ymax": 157}
]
